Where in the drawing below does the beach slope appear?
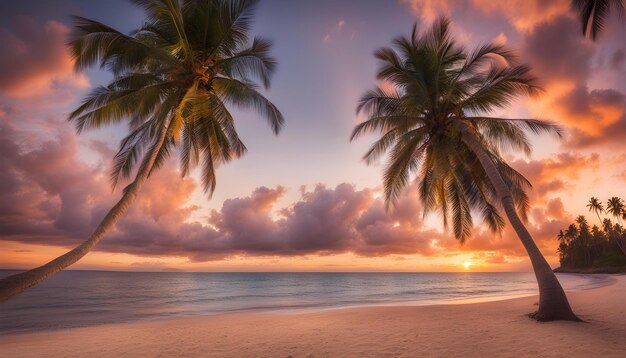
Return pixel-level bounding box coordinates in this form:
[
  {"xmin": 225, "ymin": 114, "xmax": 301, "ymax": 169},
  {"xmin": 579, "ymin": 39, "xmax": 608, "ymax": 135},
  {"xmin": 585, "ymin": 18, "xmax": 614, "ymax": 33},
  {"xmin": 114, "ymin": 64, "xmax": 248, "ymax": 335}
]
[{"xmin": 1, "ymin": 275, "xmax": 625, "ymax": 357}]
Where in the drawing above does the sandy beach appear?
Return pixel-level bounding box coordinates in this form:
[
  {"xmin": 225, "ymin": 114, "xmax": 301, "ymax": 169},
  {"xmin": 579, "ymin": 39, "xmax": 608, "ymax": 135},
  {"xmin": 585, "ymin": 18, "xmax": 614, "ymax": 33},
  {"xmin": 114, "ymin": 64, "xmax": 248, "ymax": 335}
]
[{"xmin": 0, "ymin": 275, "xmax": 623, "ymax": 357}]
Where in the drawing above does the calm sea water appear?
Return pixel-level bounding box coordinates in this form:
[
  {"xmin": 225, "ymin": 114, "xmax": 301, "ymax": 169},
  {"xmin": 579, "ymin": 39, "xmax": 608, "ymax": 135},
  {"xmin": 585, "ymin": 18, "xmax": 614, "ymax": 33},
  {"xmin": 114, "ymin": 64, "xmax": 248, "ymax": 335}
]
[{"xmin": 0, "ymin": 271, "xmax": 608, "ymax": 334}]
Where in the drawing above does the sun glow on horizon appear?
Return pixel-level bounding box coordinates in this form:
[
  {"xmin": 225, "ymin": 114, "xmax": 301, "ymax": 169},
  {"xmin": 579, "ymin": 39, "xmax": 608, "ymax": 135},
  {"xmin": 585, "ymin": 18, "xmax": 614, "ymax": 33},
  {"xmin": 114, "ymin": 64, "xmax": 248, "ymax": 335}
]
[{"xmin": 463, "ymin": 261, "xmax": 472, "ymax": 270}]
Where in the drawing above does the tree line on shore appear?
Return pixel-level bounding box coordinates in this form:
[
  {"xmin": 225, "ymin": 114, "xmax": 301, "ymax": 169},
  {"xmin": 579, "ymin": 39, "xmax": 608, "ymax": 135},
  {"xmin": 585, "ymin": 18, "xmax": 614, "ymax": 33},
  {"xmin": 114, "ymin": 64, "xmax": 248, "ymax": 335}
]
[{"xmin": 557, "ymin": 197, "xmax": 626, "ymax": 270}]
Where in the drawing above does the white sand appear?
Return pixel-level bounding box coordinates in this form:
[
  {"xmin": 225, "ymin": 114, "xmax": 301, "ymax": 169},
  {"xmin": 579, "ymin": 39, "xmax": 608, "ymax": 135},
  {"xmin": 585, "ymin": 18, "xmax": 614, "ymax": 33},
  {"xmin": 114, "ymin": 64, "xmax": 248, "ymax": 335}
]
[{"xmin": 1, "ymin": 275, "xmax": 625, "ymax": 357}]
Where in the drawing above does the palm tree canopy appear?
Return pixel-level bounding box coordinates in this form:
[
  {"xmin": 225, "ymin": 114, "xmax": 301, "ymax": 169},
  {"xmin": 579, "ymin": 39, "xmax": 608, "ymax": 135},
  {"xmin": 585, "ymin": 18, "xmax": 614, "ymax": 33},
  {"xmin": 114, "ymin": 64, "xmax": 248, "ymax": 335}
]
[
  {"xmin": 587, "ymin": 196, "xmax": 604, "ymax": 213},
  {"xmin": 607, "ymin": 197, "xmax": 625, "ymax": 218},
  {"xmin": 572, "ymin": 0, "xmax": 625, "ymax": 40},
  {"xmin": 351, "ymin": 18, "xmax": 562, "ymax": 242},
  {"xmin": 68, "ymin": 0, "xmax": 284, "ymax": 196}
]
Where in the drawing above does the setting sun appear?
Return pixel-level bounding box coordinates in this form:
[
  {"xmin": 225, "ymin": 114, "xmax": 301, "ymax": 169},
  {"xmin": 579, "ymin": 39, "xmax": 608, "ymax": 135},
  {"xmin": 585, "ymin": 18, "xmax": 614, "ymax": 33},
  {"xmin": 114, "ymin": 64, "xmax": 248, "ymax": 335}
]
[{"xmin": 463, "ymin": 261, "xmax": 472, "ymax": 269}]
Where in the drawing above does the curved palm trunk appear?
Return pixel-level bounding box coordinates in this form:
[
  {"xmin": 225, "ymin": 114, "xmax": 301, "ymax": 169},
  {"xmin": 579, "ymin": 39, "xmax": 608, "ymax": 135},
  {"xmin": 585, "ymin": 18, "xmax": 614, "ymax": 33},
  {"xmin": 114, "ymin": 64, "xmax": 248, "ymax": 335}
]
[
  {"xmin": 0, "ymin": 124, "xmax": 169, "ymax": 303},
  {"xmin": 458, "ymin": 121, "xmax": 580, "ymax": 322}
]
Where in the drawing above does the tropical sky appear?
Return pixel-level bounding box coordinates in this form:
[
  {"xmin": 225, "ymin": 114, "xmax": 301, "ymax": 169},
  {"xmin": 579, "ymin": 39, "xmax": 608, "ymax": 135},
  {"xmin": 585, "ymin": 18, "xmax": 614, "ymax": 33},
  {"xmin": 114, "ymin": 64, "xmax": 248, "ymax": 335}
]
[{"xmin": 1, "ymin": 0, "xmax": 625, "ymax": 272}]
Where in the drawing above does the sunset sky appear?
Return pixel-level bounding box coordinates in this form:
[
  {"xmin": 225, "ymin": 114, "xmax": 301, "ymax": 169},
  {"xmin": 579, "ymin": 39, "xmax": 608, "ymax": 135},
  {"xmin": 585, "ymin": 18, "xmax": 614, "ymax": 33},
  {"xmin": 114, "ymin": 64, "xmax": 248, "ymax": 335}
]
[{"xmin": 1, "ymin": 0, "xmax": 625, "ymax": 272}]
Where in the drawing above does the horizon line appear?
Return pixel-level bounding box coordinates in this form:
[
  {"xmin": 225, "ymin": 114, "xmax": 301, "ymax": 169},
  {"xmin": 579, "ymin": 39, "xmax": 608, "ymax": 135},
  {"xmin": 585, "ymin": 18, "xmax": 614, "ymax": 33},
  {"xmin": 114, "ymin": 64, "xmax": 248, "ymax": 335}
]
[{"xmin": 0, "ymin": 268, "xmax": 533, "ymax": 274}]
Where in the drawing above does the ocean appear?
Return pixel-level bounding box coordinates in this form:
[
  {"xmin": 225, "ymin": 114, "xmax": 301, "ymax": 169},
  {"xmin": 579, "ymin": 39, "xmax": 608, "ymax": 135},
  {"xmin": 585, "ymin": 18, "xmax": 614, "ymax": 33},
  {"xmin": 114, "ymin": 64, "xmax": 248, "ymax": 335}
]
[{"xmin": 0, "ymin": 271, "xmax": 608, "ymax": 334}]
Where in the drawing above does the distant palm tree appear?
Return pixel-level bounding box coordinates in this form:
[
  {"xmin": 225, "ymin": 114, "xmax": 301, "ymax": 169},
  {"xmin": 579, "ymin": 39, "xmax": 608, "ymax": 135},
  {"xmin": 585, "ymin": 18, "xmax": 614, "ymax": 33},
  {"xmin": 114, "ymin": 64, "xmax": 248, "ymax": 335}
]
[
  {"xmin": 0, "ymin": 0, "xmax": 283, "ymax": 303},
  {"xmin": 602, "ymin": 218, "xmax": 613, "ymax": 233},
  {"xmin": 607, "ymin": 197, "xmax": 625, "ymax": 223},
  {"xmin": 566, "ymin": 224, "xmax": 580, "ymax": 242},
  {"xmin": 572, "ymin": 0, "xmax": 625, "ymax": 40},
  {"xmin": 586, "ymin": 197, "xmax": 604, "ymax": 222},
  {"xmin": 351, "ymin": 18, "xmax": 579, "ymax": 321},
  {"xmin": 603, "ymin": 218, "xmax": 626, "ymax": 255}
]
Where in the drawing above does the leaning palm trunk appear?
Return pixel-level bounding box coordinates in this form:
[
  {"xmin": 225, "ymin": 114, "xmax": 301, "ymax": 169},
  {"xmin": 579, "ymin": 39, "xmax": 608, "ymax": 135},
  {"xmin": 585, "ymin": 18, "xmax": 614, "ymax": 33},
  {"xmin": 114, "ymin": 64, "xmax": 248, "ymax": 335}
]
[
  {"xmin": 0, "ymin": 124, "xmax": 168, "ymax": 303},
  {"xmin": 458, "ymin": 121, "xmax": 580, "ymax": 321}
]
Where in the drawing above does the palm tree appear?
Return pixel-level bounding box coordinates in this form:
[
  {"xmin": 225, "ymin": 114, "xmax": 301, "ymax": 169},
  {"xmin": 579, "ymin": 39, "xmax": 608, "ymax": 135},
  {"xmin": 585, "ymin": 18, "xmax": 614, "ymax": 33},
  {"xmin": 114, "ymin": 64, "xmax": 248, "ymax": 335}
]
[
  {"xmin": 586, "ymin": 197, "xmax": 604, "ymax": 222},
  {"xmin": 603, "ymin": 218, "xmax": 626, "ymax": 255},
  {"xmin": 607, "ymin": 197, "xmax": 625, "ymax": 223},
  {"xmin": 351, "ymin": 18, "xmax": 580, "ymax": 321},
  {"xmin": 572, "ymin": 0, "xmax": 625, "ymax": 40},
  {"xmin": 0, "ymin": 0, "xmax": 283, "ymax": 303}
]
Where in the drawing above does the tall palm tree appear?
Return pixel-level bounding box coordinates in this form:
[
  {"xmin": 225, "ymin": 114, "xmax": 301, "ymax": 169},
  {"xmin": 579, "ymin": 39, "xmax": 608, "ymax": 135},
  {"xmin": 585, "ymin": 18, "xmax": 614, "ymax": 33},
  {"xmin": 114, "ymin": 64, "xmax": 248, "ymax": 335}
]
[
  {"xmin": 572, "ymin": 0, "xmax": 625, "ymax": 40},
  {"xmin": 0, "ymin": 0, "xmax": 283, "ymax": 303},
  {"xmin": 586, "ymin": 196, "xmax": 604, "ymax": 222},
  {"xmin": 607, "ymin": 197, "xmax": 625, "ymax": 223},
  {"xmin": 351, "ymin": 18, "xmax": 580, "ymax": 321}
]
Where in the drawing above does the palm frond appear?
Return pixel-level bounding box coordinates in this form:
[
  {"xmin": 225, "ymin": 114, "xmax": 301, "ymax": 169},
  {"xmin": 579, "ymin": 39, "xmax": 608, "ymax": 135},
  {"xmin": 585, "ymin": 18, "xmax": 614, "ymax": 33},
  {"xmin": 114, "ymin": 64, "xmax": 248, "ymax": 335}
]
[
  {"xmin": 350, "ymin": 115, "xmax": 424, "ymax": 141},
  {"xmin": 573, "ymin": 0, "xmax": 625, "ymax": 40},
  {"xmin": 218, "ymin": 37, "xmax": 277, "ymax": 88},
  {"xmin": 111, "ymin": 121, "xmax": 153, "ymax": 189},
  {"xmin": 69, "ymin": 82, "xmax": 174, "ymax": 133},
  {"xmin": 470, "ymin": 117, "xmax": 563, "ymax": 139},
  {"xmin": 446, "ymin": 174, "xmax": 473, "ymax": 242},
  {"xmin": 131, "ymin": 0, "xmax": 193, "ymax": 60},
  {"xmin": 69, "ymin": 15, "xmax": 177, "ymax": 74},
  {"xmin": 212, "ymin": 0, "xmax": 259, "ymax": 55},
  {"xmin": 383, "ymin": 136, "xmax": 429, "ymax": 207},
  {"xmin": 213, "ymin": 77, "xmax": 284, "ymax": 134}
]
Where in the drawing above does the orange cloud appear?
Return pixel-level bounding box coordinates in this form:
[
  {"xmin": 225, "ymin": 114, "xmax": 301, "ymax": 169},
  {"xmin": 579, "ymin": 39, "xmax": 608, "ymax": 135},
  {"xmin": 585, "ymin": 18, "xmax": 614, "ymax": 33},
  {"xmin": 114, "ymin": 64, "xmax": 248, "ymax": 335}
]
[
  {"xmin": 401, "ymin": 0, "xmax": 570, "ymax": 31},
  {"xmin": 472, "ymin": 0, "xmax": 570, "ymax": 31},
  {"xmin": 517, "ymin": 15, "xmax": 626, "ymax": 148}
]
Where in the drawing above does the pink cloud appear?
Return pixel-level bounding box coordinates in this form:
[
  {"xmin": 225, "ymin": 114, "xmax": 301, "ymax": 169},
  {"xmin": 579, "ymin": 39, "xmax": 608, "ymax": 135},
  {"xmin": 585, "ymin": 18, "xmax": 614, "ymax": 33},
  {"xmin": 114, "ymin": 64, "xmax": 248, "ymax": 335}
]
[
  {"xmin": 0, "ymin": 120, "xmax": 445, "ymax": 261},
  {"xmin": 0, "ymin": 117, "xmax": 592, "ymax": 265},
  {"xmin": 400, "ymin": 0, "xmax": 456, "ymax": 22},
  {"xmin": 0, "ymin": 16, "xmax": 89, "ymax": 99},
  {"xmin": 523, "ymin": 16, "xmax": 592, "ymax": 83}
]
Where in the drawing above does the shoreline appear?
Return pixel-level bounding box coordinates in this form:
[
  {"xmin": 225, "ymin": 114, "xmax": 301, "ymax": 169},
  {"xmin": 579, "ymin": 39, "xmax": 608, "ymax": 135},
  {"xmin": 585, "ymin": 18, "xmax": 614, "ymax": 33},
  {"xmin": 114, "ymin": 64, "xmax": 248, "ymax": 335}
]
[
  {"xmin": 1, "ymin": 275, "xmax": 624, "ymax": 357},
  {"xmin": 554, "ymin": 266, "xmax": 626, "ymax": 274}
]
